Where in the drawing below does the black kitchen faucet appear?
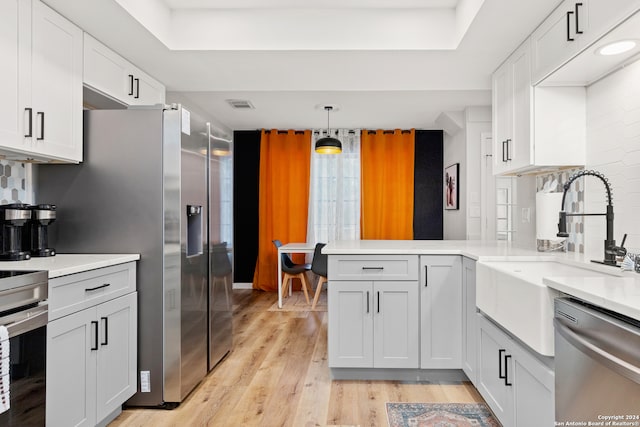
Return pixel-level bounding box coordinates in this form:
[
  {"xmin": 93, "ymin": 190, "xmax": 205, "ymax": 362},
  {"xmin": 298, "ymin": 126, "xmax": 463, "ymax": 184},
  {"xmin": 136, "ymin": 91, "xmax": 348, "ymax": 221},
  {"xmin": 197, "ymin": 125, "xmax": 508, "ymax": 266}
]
[{"xmin": 557, "ymin": 170, "xmax": 626, "ymax": 266}]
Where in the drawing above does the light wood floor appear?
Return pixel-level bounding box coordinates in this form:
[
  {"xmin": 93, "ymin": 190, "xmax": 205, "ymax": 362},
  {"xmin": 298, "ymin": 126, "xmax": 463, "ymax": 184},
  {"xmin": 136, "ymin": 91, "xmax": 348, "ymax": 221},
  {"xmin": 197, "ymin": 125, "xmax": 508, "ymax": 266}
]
[{"xmin": 110, "ymin": 289, "xmax": 484, "ymax": 427}]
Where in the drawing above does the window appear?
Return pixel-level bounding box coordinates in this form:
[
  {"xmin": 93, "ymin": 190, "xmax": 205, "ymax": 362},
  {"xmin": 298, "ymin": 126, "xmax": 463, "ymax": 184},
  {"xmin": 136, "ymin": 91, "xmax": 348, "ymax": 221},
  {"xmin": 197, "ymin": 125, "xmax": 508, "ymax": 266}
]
[{"xmin": 307, "ymin": 130, "xmax": 361, "ymax": 244}]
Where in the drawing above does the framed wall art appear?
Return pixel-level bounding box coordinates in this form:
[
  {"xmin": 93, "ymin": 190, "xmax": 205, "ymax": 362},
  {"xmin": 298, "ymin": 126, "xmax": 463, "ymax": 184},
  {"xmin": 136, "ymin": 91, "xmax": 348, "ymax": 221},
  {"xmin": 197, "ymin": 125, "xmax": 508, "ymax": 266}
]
[{"xmin": 445, "ymin": 163, "xmax": 459, "ymax": 210}]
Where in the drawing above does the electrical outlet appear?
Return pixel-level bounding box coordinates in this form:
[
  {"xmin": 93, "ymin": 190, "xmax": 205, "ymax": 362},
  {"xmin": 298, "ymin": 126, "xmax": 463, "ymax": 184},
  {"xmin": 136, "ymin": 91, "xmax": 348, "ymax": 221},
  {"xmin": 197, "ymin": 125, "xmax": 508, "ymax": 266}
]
[
  {"xmin": 522, "ymin": 207, "xmax": 531, "ymax": 223},
  {"xmin": 140, "ymin": 370, "xmax": 151, "ymax": 392}
]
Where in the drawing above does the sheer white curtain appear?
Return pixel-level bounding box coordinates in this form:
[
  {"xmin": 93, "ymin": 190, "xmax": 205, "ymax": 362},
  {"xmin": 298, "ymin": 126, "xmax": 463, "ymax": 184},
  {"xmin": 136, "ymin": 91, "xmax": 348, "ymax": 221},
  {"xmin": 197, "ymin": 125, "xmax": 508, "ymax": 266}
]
[{"xmin": 307, "ymin": 129, "xmax": 361, "ymax": 244}]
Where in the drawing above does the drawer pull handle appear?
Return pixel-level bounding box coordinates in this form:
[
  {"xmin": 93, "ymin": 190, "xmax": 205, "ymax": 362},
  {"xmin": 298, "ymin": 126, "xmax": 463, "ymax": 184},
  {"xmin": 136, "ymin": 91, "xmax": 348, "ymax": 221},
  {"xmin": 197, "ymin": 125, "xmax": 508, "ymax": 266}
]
[
  {"xmin": 25, "ymin": 108, "xmax": 33, "ymax": 137},
  {"xmin": 37, "ymin": 112, "xmax": 45, "ymax": 140},
  {"xmin": 575, "ymin": 2, "xmax": 583, "ymax": 34},
  {"xmin": 361, "ymin": 266, "xmax": 384, "ymax": 270},
  {"xmin": 504, "ymin": 354, "xmax": 513, "ymax": 386},
  {"xmin": 101, "ymin": 316, "xmax": 109, "ymax": 346},
  {"xmin": 85, "ymin": 283, "xmax": 111, "ymax": 292},
  {"xmin": 567, "ymin": 11, "xmax": 575, "ymax": 41},
  {"xmin": 366, "ymin": 291, "xmax": 370, "ymax": 313},
  {"xmin": 424, "ymin": 265, "xmax": 428, "ymax": 287},
  {"xmin": 498, "ymin": 349, "xmax": 506, "ymax": 379},
  {"xmin": 91, "ymin": 321, "xmax": 99, "ymax": 351}
]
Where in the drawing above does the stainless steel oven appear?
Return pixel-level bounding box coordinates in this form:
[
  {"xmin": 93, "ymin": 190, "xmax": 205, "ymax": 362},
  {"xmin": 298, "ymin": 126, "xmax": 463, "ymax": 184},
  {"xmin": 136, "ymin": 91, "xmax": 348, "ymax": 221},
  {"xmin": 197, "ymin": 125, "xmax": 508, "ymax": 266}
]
[
  {"xmin": 554, "ymin": 297, "xmax": 640, "ymax": 424},
  {"xmin": 0, "ymin": 270, "xmax": 48, "ymax": 427}
]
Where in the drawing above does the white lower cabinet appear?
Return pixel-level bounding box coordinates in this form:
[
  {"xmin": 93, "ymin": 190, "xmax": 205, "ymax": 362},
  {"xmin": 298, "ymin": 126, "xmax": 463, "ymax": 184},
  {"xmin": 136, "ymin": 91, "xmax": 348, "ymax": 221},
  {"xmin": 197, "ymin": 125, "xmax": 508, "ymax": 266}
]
[
  {"xmin": 328, "ymin": 280, "xmax": 419, "ymax": 368},
  {"xmin": 476, "ymin": 313, "xmax": 554, "ymax": 427},
  {"xmin": 461, "ymin": 257, "xmax": 477, "ymax": 383},
  {"xmin": 419, "ymin": 255, "xmax": 462, "ymax": 369},
  {"xmin": 46, "ymin": 263, "xmax": 137, "ymax": 427}
]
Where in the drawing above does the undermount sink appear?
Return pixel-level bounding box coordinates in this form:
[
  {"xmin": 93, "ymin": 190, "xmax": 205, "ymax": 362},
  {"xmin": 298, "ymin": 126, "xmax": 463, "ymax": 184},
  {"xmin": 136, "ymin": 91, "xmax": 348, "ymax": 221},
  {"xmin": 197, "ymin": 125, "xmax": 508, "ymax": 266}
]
[{"xmin": 476, "ymin": 260, "xmax": 616, "ymax": 356}]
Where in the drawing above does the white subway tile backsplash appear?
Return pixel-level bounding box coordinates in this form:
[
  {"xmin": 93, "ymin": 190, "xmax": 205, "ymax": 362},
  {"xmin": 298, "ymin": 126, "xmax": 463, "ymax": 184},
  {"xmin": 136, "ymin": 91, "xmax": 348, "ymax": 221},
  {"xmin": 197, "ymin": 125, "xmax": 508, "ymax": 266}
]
[{"xmin": 586, "ymin": 58, "xmax": 640, "ymax": 256}]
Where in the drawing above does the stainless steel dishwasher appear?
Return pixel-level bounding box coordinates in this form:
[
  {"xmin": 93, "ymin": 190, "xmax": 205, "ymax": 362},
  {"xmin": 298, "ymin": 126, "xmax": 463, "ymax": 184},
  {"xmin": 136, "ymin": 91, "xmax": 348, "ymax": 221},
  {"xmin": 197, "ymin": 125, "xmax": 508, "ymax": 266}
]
[{"xmin": 554, "ymin": 297, "xmax": 640, "ymax": 424}]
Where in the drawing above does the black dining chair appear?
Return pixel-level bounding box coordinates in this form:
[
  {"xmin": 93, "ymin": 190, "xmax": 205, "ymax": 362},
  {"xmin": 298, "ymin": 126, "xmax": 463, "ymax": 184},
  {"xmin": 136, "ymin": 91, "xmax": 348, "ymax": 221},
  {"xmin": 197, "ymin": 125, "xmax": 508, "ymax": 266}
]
[
  {"xmin": 311, "ymin": 242, "xmax": 328, "ymax": 310},
  {"xmin": 272, "ymin": 239, "xmax": 312, "ymax": 304}
]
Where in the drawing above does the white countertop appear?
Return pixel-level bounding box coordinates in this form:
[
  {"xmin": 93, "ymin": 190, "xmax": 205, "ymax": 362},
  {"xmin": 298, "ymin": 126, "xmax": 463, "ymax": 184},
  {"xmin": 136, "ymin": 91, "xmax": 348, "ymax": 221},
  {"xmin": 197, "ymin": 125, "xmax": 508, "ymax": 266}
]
[
  {"xmin": 543, "ymin": 275, "xmax": 640, "ymax": 321},
  {"xmin": 324, "ymin": 239, "xmax": 640, "ymax": 321},
  {"xmin": 323, "ymin": 239, "xmax": 550, "ymax": 259},
  {"xmin": 0, "ymin": 253, "xmax": 140, "ymax": 278}
]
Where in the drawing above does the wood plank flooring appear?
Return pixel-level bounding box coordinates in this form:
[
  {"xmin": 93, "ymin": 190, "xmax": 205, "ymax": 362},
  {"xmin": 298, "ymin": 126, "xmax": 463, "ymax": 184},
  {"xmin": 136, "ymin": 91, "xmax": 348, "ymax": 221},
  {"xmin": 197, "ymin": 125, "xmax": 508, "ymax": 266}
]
[{"xmin": 109, "ymin": 289, "xmax": 484, "ymax": 427}]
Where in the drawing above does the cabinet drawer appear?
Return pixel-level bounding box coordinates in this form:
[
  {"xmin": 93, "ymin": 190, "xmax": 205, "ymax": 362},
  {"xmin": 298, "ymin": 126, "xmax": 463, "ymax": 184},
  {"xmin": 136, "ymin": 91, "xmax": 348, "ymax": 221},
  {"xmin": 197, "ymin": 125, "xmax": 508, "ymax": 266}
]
[
  {"xmin": 48, "ymin": 262, "xmax": 136, "ymax": 321},
  {"xmin": 328, "ymin": 255, "xmax": 418, "ymax": 281}
]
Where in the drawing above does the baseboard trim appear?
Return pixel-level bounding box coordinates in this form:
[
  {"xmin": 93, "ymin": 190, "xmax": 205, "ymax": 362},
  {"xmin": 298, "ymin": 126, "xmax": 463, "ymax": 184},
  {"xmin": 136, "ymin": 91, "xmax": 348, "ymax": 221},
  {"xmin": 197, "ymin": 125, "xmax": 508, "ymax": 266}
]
[{"xmin": 233, "ymin": 282, "xmax": 253, "ymax": 289}]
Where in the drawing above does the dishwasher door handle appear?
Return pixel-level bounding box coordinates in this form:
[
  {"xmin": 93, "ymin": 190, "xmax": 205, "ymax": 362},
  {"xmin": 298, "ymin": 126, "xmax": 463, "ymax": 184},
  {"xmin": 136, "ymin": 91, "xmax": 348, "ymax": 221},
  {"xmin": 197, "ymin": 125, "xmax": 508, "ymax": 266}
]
[{"xmin": 554, "ymin": 318, "xmax": 640, "ymax": 384}]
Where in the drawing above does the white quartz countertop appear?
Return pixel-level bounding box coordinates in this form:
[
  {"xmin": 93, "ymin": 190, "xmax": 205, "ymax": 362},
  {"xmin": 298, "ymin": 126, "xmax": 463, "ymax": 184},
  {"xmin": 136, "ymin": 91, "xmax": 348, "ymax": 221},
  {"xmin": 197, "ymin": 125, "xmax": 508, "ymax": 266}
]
[
  {"xmin": 543, "ymin": 275, "xmax": 640, "ymax": 321},
  {"xmin": 324, "ymin": 239, "xmax": 640, "ymax": 321},
  {"xmin": 0, "ymin": 254, "xmax": 140, "ymax": 278}
]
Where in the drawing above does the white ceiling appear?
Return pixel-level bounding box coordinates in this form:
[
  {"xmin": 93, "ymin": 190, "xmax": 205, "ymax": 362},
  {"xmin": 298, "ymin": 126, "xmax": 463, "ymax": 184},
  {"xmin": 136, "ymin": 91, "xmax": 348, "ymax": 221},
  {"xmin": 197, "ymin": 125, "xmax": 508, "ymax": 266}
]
[{"xmin": 45, "ymin": 0, "xmax": 562, "ymax": 132}]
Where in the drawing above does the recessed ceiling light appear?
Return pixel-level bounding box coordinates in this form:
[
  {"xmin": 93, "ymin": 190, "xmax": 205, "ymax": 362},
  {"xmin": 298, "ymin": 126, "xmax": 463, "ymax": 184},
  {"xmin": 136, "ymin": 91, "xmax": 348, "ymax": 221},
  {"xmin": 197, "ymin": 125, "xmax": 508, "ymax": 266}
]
[{"xmin": 596, "ymin": 40, "xmax": 637, "ymax": 56}]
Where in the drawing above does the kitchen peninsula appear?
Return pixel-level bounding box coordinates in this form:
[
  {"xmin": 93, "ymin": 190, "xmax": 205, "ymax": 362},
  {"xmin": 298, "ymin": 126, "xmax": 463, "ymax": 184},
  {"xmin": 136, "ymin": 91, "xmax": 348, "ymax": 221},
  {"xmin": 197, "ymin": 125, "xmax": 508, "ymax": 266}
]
[{"xmin": 323, "ymin": 239, "xmax": 640, "ymax": 427}]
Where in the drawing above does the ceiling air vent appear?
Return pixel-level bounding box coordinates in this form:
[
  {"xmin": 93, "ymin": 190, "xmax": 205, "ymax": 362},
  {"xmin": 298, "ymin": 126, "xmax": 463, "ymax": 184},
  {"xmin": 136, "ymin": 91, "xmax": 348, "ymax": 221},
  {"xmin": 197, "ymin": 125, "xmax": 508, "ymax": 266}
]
[{"xmin": 226, "ymin": 99, "xmax": 255, "ymax": 110}]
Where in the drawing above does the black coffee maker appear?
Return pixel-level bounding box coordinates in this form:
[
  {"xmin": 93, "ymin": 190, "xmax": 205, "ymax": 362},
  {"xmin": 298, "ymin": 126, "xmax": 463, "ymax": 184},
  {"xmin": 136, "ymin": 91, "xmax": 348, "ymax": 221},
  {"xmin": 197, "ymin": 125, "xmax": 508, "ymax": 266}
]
[
  {"xmin": 0, "ymin": 203, "xmax": 32, "ymax": 261},
  {"xmin": 25, "ymin": 204, "xmax": 56, "ymax": 257}
]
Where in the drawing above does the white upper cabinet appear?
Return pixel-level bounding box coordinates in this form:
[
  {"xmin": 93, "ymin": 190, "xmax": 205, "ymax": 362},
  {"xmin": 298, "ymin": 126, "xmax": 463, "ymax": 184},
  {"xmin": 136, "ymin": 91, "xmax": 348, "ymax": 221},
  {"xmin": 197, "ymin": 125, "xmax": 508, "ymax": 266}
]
[
  {"xmin": 492, "ymin": 41, "xmax": 532, "ymax": 175},
  {"xmin": 532, "ymin": 0, "xmax": 640, "ymax": 84},
  {"xmin": 492, "ymin": 38, "xmax": 587, "ymax": 175},
  {"xmin": 0, "ymin": 0, "xmax": 20, "ymax": 149},
  {"xmin": 84, "ymin": 33, "xmax": 165, "ymax": 107},
  {"xmin": 0, "ymin": 0, "xmax": 83, "ymax": 163}
]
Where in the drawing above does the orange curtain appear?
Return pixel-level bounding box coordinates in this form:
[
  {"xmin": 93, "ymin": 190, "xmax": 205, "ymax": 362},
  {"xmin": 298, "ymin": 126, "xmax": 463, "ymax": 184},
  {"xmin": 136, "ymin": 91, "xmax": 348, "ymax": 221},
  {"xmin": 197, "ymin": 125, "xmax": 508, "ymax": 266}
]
[
  {"xmin": 360, "ymin": 129, "xmax": 415, "ymax": 239},
  {"xmin": 253, "ymin": 129, "xmax": 311, "ymax": 291}
]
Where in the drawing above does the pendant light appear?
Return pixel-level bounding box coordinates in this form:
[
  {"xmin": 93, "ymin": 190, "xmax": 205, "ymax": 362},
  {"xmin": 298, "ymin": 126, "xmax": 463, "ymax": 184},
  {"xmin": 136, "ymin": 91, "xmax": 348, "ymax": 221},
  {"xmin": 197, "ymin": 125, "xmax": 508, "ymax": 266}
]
[{"xmin": 315, "ymin": 106, "xmax": 342, "ymax": 154}]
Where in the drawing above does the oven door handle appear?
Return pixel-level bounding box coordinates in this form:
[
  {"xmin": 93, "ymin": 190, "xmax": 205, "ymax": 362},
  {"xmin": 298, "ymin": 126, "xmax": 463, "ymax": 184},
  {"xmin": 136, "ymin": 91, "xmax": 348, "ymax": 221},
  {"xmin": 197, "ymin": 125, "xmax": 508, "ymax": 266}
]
[
  {"xmin": 3, "ymin": 307, "xmax": 48, "ymax": 339},
  {"xmin": 554, "ymin": 318, "xmax": 640, "ymax": 384}
]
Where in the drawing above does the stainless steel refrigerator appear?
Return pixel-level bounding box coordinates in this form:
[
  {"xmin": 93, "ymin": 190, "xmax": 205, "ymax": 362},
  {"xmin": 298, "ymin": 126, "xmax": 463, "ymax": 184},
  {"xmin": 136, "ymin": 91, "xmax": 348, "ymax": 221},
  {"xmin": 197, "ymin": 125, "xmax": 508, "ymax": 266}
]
[{"xmin": 36, "ymin": 104, "xmax": 233, "ymax": 407}]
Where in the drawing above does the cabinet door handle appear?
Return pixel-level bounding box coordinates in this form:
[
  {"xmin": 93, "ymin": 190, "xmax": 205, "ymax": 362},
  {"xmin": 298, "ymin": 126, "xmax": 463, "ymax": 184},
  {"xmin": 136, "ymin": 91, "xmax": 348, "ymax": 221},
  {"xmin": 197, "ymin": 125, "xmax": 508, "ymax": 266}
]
[
  {"xmin": 24, "ymin": 108, "xmax": 33, "ymax": 137},
  {"xmin": 575, "ymin": 3, "xmax": 583, "ymax": 34},
  {"xmin": 101, "ymin": 316, "xmax": 109, "ymax": 346},
  {"xmin": 85, "ymin": 283, "xmax": 111, "ymax": 292},
  {"xmin": 567, "ymin": 11, "xmax": 575, "ymax": 41},
  {"xmin": 377, "ymin": 291, "xmax": 380, "ymax": 313},
  {"xmin": 498, "ymin": 349, "xmax": 506, "ymax": 379},
  {"xmin": 502, "ymin": 140, "xmax": 508, "ymax": 162},
  {"xmin": 504, "ymin": 354, "xmax": 513, "ymax": 386},
  {"xmin": 134, "ymin": 78, "xmax": 140, "ymax": 99},
  {"xmin": 505, "ymin": 139, "xmax": 512, "ymax": 161},
  {"xmin": 36, "ymin": 112, "xmax": 44, "ymax": 140},
  {"xmin": 128, "ymin": 74, "xmax": 134, "ymax": 95},
  {"xmin": 91, "ymin": 321, "xmax": 99, "ymax": 350},
  {"xmin": 362, "ymin": 266, "xmax": 384, "ymax": 270},
  {"xmin": 424, "ymin": 265, "xmax": 428, "ymax": 287},
  {"xmin": 366, "ymin": 291, "xmax": 370, "ymax": 313}
]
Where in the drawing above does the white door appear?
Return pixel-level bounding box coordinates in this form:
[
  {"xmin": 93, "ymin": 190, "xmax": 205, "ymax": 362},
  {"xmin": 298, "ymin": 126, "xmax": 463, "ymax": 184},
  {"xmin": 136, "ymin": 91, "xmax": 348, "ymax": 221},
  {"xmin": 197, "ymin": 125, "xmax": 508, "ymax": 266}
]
[
  {"xmin": 47, "ymin": 307, "xmax": 97, "ymax": 427},
  {"xmin": 328, "ymin": 281, "xmax": 373, "ymax": 368},
  {"xmin": 480, "ymin": 132, "xmax": 496, "ymax": 241},
  {"xmin": 374, "ymin": 281, "xmax": 419, "ymax": 368},
  {"xmin": 0, "ymin": 0, "xmax": 20, "ymax": 148},
  {"xmin": 96, "ymin": 293, "xmax": 138, "ymax": 423},
  {"xmin": 476, "ymin": 316, "xmax": 513, "ymax": 426},
  {"xmin": 31, "ymin": 0, "xmax": 83, "ymax": 162},
  {"xmin": 461, "ymin": 258, "xmax": 477, "ymax": 383},
  {"xmin": 419, "ymin": 256, "xmax": 461, "ymax": 369}
]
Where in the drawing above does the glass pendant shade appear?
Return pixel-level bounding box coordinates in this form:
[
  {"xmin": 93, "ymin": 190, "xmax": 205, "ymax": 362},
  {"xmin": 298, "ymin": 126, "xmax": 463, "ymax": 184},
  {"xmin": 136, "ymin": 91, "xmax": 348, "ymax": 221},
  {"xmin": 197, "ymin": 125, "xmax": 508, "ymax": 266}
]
[{"xmin": 315, "ymin": 106, "xmax": 342, "ymax": 154}]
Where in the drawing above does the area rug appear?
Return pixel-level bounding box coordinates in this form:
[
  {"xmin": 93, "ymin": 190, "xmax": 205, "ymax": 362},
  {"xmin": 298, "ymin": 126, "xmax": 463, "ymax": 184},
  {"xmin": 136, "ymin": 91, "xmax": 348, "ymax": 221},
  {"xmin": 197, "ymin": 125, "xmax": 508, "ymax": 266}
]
[
  {"xmin": 386, "ymin": 402, "xmax": 501, "ymax": 427},
  {"xmin": 267, "ymin": 289, "xmax": 327, "ymax": 312}
]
